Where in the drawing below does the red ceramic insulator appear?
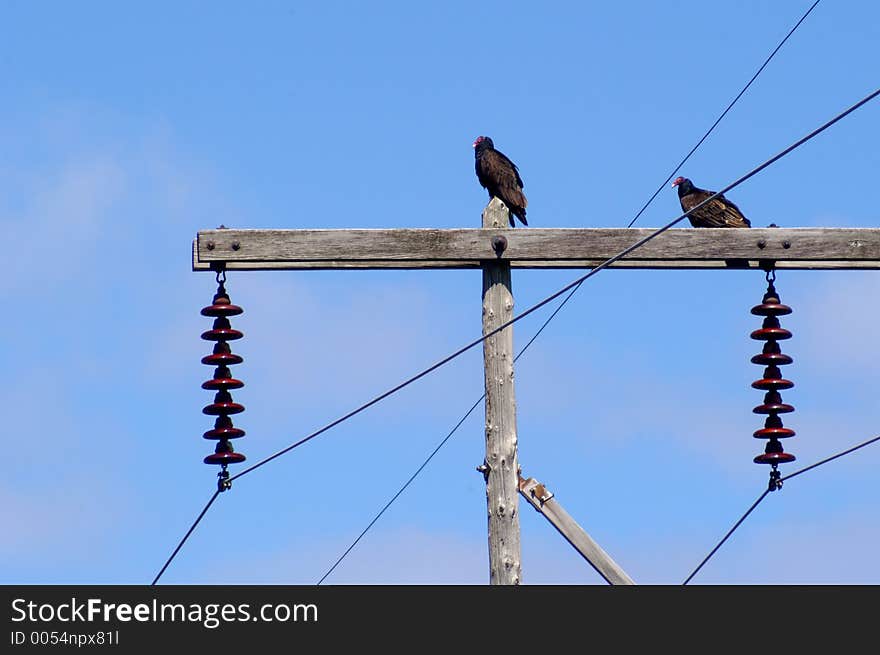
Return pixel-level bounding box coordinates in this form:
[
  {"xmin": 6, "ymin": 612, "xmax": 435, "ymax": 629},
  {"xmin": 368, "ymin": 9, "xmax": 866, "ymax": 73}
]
[
  {"xmin": 754, "ymin": 451, "xmax": 796, "ymax": 465},
  {"xmin": 203, "ymin": 415, "xmax": 245, "ymax": 440},
  {"xmin": 751, "ymin": 327, "xmax": 792, "ymax": 341},
  {"xmin": 202, "ymin": 377, "xmax": 244, "ymax": 391},
  {"xmin": 204, "ymin": 450, "xmax": 247, "ymax": 465},
  {"xmin": 201, "ymin": 283, "xmax": 246, "ymax": 466},
  {"xmin": 752, "ymin": 378, "xmax": 794, "ymax": 391},
  {"xmin": 201, "ymin": 292, "xmax": 243, "ymax": 318},
  {"xmin": 201, "ymin": 351, "xmax": 244, "ymax": 366},
  {"xmin": 753, "ymin": 401, "xmax": 795, "ymax": 414},
  {"xmin": 202, "ymin": 390, "xmax": 245, "ymax": 415},
  {"xmin": 201, "ymin": 365, "xmax": 245, "ymax": 390},
  {"xmin": 754, "ymin": 414, "xmax": 795, "ymax": 438},
  {"xmin": 204, "ymin": 439, "xmax": 246, "ymax": 465},
  {"xmin": 751, "ymin": 284, "xmax": 792, "ymax": 317},
  {"xmin": 753, "ymin": 390, "xmax": 794, "ymax": 415},
  {"xmin": 751, "ymin": 351, "xmax": 793, "ymax": 366},
  {"xmin": 201, "ymin": 328, "xmax": 243, "ymax": 342},
  {"xmin": 750, "ymin": 302, "xmax": 792, "ymax": 317},
  {"xmin": 204, "ymin": 425, "xmax": 246, "ymax": 440},
  {"xmin": 750, "ymin": 341, "xmax": 793, "ymax": 366},
  {"xmin": 750, "ymin": 317, "xmax": 792, "ymax": 341},
  {"xmin": 201, "ymin": 304, "xmax": 243, "ymax": 318},
  {"xmin": 202, "ymin": 342, "xmax": 244, "ymax": 366},
  {"xmin": 754, "ymin": 426, "xmax": 796, "ymax": 439},
  {"xmin": 203, "ymin": 401, "xmax": 245, "ymax": 416},
  {"xmin": 201, "ymin": 317, "xmax": 243, "ymax": 342},
  {"xmin": 753, "ymin": 438, "xmax": 796, "ymax": 464},
  {"xmin": 751, "ymin": 363, "xmax": 794, "ymax": 390},
  {"xmin": 750, "ymin": 282, "xmax": 795, "ymax": 467}
]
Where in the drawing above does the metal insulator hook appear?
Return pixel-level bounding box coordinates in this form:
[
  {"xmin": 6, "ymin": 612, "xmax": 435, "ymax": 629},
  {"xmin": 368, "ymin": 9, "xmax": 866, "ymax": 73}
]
[
  {"xmin": 218, "ymin": 468, "xmax": 232, "ymax": 492},
  {"xmin": 768, "ymin": 467, "xmax": 783, "ymax": 492}
]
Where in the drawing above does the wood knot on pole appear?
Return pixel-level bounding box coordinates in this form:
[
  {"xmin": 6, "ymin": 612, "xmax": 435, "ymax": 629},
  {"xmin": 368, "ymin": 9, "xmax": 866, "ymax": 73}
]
[{"xmin": 482, "ymin": 196, "xmax": 522, "ymax": 585}]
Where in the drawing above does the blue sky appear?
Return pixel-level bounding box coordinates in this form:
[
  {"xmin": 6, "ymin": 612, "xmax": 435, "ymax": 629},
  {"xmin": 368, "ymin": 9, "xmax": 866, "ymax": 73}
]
[{"xmin": 3, "ymin": 1, "xmax": 879, "ymax": 585}]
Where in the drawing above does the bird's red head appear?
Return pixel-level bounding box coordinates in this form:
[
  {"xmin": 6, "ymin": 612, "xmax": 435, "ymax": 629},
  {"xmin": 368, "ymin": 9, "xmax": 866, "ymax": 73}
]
[
  {"xmin": 671, "ymin": 176, "xmax": 686, "ymax": 188},
  {"xmin": 473, "ymin": 136, "xmax": 493, "ymax": 149}
]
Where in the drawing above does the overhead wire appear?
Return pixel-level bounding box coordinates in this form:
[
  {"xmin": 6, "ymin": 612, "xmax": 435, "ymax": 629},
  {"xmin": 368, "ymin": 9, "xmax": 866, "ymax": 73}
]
[
  {"xmin": 152, "ymin": 490, "xmax": 221, "ymax": 585},
  {"xmin": 626, "ymin": 0, "xmax": 822, "ymax": 228},
  {"xmin": 683, "ymin": 489, "xmax": 770, "ymax": 585},
  {"xmin": 153, "ymin": 85, "xmax": 880, "ymax": 584},
  {"xmin": 781, "ymin": 434, "xmax": 880, "ymax": 483},
  {"xmin": 236, "ymin": 85, "xmax": 880, "ymax": 483},
  {"xmin": 317, "ymin": 286, "xmax": 581, "ymax": 584},
  {"xmin": 317, "ymin": 88, "xmax": 880, "ymax": 581},
  {"xmin": 683, "ymin": 433, "xmax": 880, "ymax": 584},
  {"xmin": 316, "ymin": 395, "xmax": 484, "ymax": 585}
]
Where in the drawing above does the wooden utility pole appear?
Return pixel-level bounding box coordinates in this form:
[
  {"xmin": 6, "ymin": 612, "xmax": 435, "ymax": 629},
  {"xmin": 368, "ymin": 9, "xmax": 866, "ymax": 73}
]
[
  {"xmin": 480, "ymin": 198, "xmax": 522, "ymax": 585},
  {"xmin": 193, "ymin": 227, "xmax": 880, "ymax": 271},
  {"xmin": 193, "ymin": 225, "xmax": 880, "ymax": 584}
]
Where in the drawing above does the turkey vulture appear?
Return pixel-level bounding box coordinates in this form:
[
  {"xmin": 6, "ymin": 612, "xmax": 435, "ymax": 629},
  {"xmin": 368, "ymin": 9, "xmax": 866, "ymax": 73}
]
[
  {"xmin": 672, "ymin": 177, "xmax": 751, "ymax": 228},
  {"xmin": 473, "ymin": 136, "xmax": 528, "ymax": 227}
]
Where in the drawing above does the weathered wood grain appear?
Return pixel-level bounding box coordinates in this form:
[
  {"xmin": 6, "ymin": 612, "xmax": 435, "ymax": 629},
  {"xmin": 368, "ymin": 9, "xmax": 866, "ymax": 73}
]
[
  {"xmin": 518, "ymin": 476, "xmax": 635, "ymax": 585},
  {"xmin": 481, "ymin": 198, "xmax": 522, "ymax": 585},
  {"xmin": 193, "ymin": 227, "xmax": 880, "ymax": 270}
]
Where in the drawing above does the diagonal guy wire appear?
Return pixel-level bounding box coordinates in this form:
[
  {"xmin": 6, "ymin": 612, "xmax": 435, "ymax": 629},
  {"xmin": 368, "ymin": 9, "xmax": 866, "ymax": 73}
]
[
  {"xmin": 155, "ymin": 85, "xmax": 880, "ymax": 585},
  {"xmin": 315, "ymin": 292, "xmax": 576, "ymax": 584},
  {"xmin": 152, "ymin": 490, "xmax": 221, "ymax": 585},
  {"xmin": 627, "ymin": 0, "xmax": 822, "ymax": 228},
  {"xmin": 683, "ymin": 489, "xmax": 771, "ymax": 585},
  {"xmin": 684, "ymin": 433, "xmax": 880, "ymax": 584},
  {"xmin": 233, "ymin": 85, "xmax": 880, "ymax": 483}
]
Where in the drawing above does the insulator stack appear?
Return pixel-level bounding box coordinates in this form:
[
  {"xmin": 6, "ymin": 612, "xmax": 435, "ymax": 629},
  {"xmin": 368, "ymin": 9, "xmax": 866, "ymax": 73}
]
[
  {"xmin": 750, "ymin": 273, "xmax": 795, "ymax": 485},
  {"xmin": 200, "ymin": 274, "xmax": 246, "ymax": 485}
]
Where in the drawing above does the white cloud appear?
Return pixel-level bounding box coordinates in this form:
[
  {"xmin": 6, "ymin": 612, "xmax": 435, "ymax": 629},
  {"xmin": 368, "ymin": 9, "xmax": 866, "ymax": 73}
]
[
  {"xmin": 797, "ymin": 271, "xmax": 880, "ymax": 376},
  {"xmin": 1, "ymin": 156, "xmax": 126, "ymax": 294}
]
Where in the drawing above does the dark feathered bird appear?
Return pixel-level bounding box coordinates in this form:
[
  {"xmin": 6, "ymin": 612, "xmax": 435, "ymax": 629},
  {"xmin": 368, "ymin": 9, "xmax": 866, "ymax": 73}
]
[
  {"xmin": 473, "ymin": 136, "xmax": 528, "ymax": 227},
  {"xmin": 672, "ymin": 176, "xmax": 751, "ymax": 228}
]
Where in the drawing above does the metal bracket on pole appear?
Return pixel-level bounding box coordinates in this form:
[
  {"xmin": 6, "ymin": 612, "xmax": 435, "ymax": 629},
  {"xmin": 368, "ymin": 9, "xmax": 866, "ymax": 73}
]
[{"xmin": 518, "ymin": 474, "xmax": 636, "ymax": 585}]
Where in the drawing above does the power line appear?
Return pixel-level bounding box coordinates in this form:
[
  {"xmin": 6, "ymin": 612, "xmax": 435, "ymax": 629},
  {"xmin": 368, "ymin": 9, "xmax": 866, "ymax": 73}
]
[
  {"xmin": 317, "ymin": 83, "xmax": 880, "ymax": 582},
  {"xmin": 316, "ymin": 395, "xmax": 484, "ymax": 585},
  {"xmin": 155, "ymin": 85, "xmax": 880, "ymax": 584},
  {"xmin": 152, "ymin": 489, "xmax": 221, "ymax": 585},
  {"xmin": 781, "ymin": 434, "xmax": 880, "ymax": 483},
  {"xmin": 683, "ymin": 489, "xmax": 770, "ymax": 585},
  {"xmin": 683, "ymin": 433, "xmax": 880, "ymax": 584},
  {"xmin": 232, "ymin": 84, "xmax": 880, "ymax": 483},
  {"xmin": 627, "ymin": 0, "xmax": 822, "ymax": 228},
  {"xmin": 316, "ymin": 3, "xmax": 829, "ymax": 578},
  {"xmin": 317, "ymin": 285, "xmax": 580, "ymax": 583}
]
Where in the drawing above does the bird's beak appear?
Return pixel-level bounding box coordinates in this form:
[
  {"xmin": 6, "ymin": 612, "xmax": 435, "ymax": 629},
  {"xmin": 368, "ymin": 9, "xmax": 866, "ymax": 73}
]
[{"xmin": 671, "ymin": 180, "xmax": 680, "ymax": 187}]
